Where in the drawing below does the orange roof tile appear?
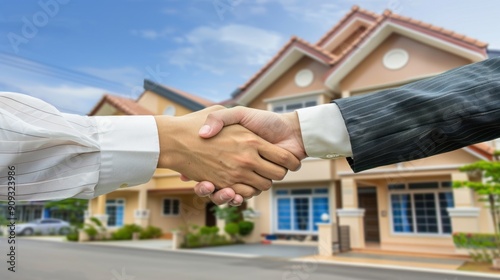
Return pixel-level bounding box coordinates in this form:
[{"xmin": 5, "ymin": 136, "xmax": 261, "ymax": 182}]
[
  {"xmin": 316, "ymin": 5, "xmax": 378, "ymax": 46},
  {"xmin": 89, "ymin": 94, "xmax": 154, "ymax": 116},
  {"xmin": 238, "ymin": 36, "xmax": 336, "ymax": 92},
  {"xmin": 468, "ymin": 142, "xmax": 494, "ymax": 160}
]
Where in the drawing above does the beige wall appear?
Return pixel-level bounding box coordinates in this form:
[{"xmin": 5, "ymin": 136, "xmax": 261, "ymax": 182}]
[
  {"xmin": 138, "ymin": 90, "xmax": 194, "ymax": 116},
  {"xmin": 248, "ymin": 57, "xmax": 330, "ymax": 110},
  {"xmin": 148, "ymin": 194, "xmax": 208, "ymax": 234},
  {"xmin": 340, "ymin": 34, "xmax": 471, "ymax": 93}
]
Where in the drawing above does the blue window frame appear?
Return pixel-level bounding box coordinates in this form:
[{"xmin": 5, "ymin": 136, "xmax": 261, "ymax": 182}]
[
  {"xmin": 275, "ymin": 188, "xmax": 329, "ymax": 233},
  {"xmin": 390, "ymin": 182, "xmax": 454, "ymax": 235},
  {"xmin": 106, "ymin": 199, "xmax": 124, "ymax": 227}
]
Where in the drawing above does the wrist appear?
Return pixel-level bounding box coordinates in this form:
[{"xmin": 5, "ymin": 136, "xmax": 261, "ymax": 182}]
[
  {"xmin": 283, "ymin": 112, "xmax": 307, "ymax": 159},
  {"xmin": 154, "ymin": 115, "xmax": 178, "ymax": 169}
]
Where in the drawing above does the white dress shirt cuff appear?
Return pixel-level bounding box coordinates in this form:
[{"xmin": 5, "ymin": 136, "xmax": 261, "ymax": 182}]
[
  {"xmin": 92, "ymin": 116, "xmax": 159, "ymax": 196},
  {"xmin": 296, "ymin": 103, "xmax": 353, "ymax": 159}
]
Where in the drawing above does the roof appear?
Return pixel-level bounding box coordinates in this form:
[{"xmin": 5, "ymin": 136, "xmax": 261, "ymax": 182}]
[
  {"xmin": 88, "ymin": 94, "xmax": 154, "ymax": 116},
  {"xmin": 234, "ymin": 36, "xmax": 337, "ymax": 96},
  {"xmin": 143, "ymin": 79, "xmax": 213, "ymax": 111},
  {"xmin": 488, "ymin": 49, "xmax": 500, "ymax": 58},
  {"xmin": 233, "ymin": 5, "xmax": 488, "ymax": 100},
  {"xmin": 469, "ymin": 143, "xmax": 494, "ymax": 161}
]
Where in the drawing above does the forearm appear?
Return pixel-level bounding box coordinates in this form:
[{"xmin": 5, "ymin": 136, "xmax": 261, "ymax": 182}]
[
  {"xmin": 335, "ymin": 57, "xmax": 500, "ymax": 172},
  {"xmin": 0, "ymin": 92, "xmax": 159, "ymax": 201}
]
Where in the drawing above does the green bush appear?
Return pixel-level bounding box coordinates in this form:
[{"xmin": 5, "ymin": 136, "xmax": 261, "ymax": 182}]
[
  {"xmin": 224, "ymin": 222, "xmax": 239, "ymax": 236},
  {"xmin": 139, "ymin": 226, "xmax": 163, "ymax": 239},
  {"xmin": 66, "ymin": 228, "xmax": 79, "ymax": 242},
  {"xmin": 453, "ymin": 232, "xmax": 500, "ymax": 262},
  {"xmin": 453, "ymin": 232, "xmax": 500, "ymax": 249},
  {"xmin": 84, "ymin": 226, "xmax": 98, "ymax": 239},
  {"xmin": 111, "ymin": 224, "xmax": 142, "ymax": 240},
  {"xmin": 238, "ymin": 221, "xmax": 254, "ymax": 236}
]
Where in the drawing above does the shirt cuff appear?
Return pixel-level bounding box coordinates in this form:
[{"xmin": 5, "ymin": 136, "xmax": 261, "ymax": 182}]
[
  {"xmin": 296, "ymin": 103, "xmax": 353, "ymax": 159},
  {"xmin": 92, "ymin": 116, "xmax": 159, "ymax": 196}
]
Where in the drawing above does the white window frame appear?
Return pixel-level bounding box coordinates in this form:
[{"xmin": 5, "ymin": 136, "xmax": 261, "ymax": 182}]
[
  {"xmin": 265, "ymin": 91, "xmax": 326, "ymax": 113},
  {"xmin": 272, "ymin": 187, "xmax": 329, "ymax": 235},
  {"xmin": 388, "ymin": 181, "xmax": 453, "ymax": 237},
  {"xmin": 162, "ymin": 198, "xmax": 180, "ymax": 217},
  {"xmin": 106, "ymin": 198, "xmax": 125, "ymax": 228}
]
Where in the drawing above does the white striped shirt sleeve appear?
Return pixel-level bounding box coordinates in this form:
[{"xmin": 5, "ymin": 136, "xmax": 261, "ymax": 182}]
[{"xmin": 0, "ymin": 92, "xmax": 159, "ymax": 201}]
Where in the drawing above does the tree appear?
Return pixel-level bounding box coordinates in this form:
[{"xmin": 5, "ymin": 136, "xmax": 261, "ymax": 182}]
[
  {"xmin": 44, "ymin": 198, "xmax": 88, "ymax": 227},
  {"xmin": 453, "ymin": 160, "xmax": 500, "ymax": 237}
]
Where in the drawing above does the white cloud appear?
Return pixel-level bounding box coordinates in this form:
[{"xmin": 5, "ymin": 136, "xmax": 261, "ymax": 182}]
[
  {"xmin": 166, "ymin": 24, "xmax": 285, "ymax": 75},
  {"xmin": 130, "ymin": 27, "xmax": 175, "ymax": 40}
]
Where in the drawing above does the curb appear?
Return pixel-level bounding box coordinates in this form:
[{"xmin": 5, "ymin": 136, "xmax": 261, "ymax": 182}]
[{"xmin": 290, "ymin": 258, "xmax": 500, "ymax": 279}]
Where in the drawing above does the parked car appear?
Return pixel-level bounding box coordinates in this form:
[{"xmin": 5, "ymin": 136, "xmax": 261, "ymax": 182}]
[{"xmin": 16, "ymin": 218, "xmax": 71, "ymax": 236}]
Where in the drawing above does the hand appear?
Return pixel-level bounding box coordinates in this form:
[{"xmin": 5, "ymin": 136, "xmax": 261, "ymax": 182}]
[
  {"xmin": 154, "ymin": 106, "xmax": 301, "ymax": 199},
  {"xmin": 190, "ymin": 106, "xmax": 307, "ymax": 205}
]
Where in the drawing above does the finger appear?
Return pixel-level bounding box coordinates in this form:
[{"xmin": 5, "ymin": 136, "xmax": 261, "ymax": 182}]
[
  {"xmin": 252, "ymin": 157, "xmax": 288, "ymax": 181},
  {"xmin": 180, "ymin": 174, "xmax": 191, "ymax": 182},
  {"xmin": 230, "ymin": 183, "xmax": 261, "ymax": 199},
  {"xmin": 228, "ymin": 195, "xmax": 244, "ymax": 207},
  {"xmin": 209, "ymin": 188, "xmax": 237, "ymax": 205},
  {"xmin": 199, "ymin": 107, "xmax": 246, "ymax": 138},
  {"xmin": 237, "ymin": 171, "xmax": 273, "ymax": 192},
  {"xmin": 257, "ymin": 141, "xmax": 301, "ymax": 173},
  {"xmin": 193, "ymin": 181, "xmax": 216, "ymax": 197}
]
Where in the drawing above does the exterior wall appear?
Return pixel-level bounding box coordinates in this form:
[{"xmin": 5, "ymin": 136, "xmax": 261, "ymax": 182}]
[
  {"xmin": 340, "ymin": 34, "xmax": 471, "ymax": 93},
  {"xmin": 248, "ymin": 57, "xmax": 330, "ymax": 110},
  {"xmin": 137, "ymin": 90, "xmax": 193, "ymax": 116},
  {"xmin": 147, "ymin": 194, "xmax": 207, "ymax": 234}
]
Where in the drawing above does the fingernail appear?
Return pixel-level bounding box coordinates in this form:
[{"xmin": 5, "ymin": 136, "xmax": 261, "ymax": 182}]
[
  {"xmin": 220, "ymin": 192, "xmax": 230, "ymax": 201},
  {"xmin": 201, "ymin": 186, "xmax": 210, "ymax": 196},
  {"xmin": 199, "ymin": 125, "xmax": 210, "ymax": 135}
]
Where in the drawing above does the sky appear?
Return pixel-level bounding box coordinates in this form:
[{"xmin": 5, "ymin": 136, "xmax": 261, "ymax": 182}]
[{"xmin": 0, "ymin": 0, "xmax": 499, "ymax": 115}]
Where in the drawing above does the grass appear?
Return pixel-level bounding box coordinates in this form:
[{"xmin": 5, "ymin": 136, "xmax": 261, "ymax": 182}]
[{"xmin": 458, "ymin": 262, "xmax": 500, "ymax": 274}]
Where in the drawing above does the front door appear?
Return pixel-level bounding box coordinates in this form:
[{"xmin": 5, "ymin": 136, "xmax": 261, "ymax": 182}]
[
  {"xmin": 205, "ymin": 202, "xmax": 217, "ymax": 227},
  {"xmin": 358, "ymin": 187, "xmax": 380, "ymax": 243}
]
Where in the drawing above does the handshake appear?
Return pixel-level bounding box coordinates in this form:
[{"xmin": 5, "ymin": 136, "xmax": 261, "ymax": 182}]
[{"xmin": 154, "ymin": 105, "xmax": 308, "ymax": 207}]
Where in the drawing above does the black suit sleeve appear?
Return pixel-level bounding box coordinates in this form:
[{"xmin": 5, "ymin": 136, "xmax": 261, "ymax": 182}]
[{"xmin": 334, "ymin": 57, "xmax": 500, "ymax": 173}]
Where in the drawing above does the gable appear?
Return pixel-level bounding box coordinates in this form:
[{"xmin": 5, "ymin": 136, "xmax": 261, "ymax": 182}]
[
  {"xmin": 137, "ymin": 90, "xmax": 195, "ymax": 116},
  {"xmin": 248, "ymin": 56, "xmax": 331, "ymax": 110},
  {"xmin": 340, "ymin": 34, "xmax": 471, "ymax": 92}
]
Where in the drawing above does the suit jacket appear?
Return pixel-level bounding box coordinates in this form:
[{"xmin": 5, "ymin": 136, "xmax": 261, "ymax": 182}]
[{"xmin": 334, "ymin": 57, "xmax": 500, "ymax": 172}]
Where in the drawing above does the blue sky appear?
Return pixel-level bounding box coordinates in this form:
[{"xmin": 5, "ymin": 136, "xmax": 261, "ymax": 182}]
[{"xmin": 1, "ymin": 0, "xmax": 499, "ymax": 114}]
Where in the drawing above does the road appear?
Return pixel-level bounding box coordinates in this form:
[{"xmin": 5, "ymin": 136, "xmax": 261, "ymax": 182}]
[{"xmin": 0, "ymin": 238, "xmax": 492, "ymax": 280}]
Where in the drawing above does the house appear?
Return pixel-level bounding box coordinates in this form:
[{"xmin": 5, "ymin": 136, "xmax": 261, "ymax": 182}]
[
  {"xmin": 229, "ymin": 5, "xmax": 496, "ymax": 255},
  {"xmin": 87, "ymin": 6, "xmax": 498, "ymax": 255}
]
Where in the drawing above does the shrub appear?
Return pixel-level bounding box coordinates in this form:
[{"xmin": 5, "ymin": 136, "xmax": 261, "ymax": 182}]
[
  {"xmin": 224, "ymin": 222, "xmax": 239, "ymax": 239},
  {"xmin": 111, "ymin": 224, "xmax": 142, "ymax": 240},
  {"xmin": 84, "ymin": 226, "xmax": 98, "ymax": 240},
  {"xmin": 453, "ymin": 232, "xmax": 500, "ymax": 249},
  {"xmin": 139, "ymin": 226, "xmax": 163, "ymax": 239},
  {"xmin": 453, "ymin": 232, "xmax": 500, "ymax": 262},
  {"xmin": 66, "ymin": 228, "xmax": 79, "ymax": 242},
  {"xmin": 238, "ymin": 221, "xmax": 254, "ymax": 236}
]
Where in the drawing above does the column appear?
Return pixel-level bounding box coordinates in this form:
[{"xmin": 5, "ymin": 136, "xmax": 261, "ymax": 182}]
[
  {"xmin": 134, "ymin": 189, "xmax": 150, "ymax": 227},
  {"xmin": 317, "ymin": 223, "xmax": 337, "ymax": 256},
  {"xmin": 337, "ymin": 178, "xmax": 365, "ymax": 249},
  {"xmin": 93, "ymin": 194, "xmax": 108, "ymax": 227},
  {"xmin": 448, "ymin": 172, "xmax": 480, "ymax": 233}
]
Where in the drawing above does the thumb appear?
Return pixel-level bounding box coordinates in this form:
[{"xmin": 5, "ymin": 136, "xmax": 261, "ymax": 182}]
[{"xmin": 198, "ymin": 107, "xmax": 244, "ymax": 138}]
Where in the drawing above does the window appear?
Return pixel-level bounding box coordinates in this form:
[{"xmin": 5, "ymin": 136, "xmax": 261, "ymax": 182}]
[
  {"xmin": 163, "ymin": 198, "xmax": 180, "ymax": 216},
  {"xmin": 272, "ymin": 97, "xmax": 318, "ymax": 113},
  {"xmin": 389, "ymin": 182, "xmax": 454, "ymax": 235},
  {"xmin": 106, "ymin": 199, "xmax": 125, "ymax": 227},
  {"xmin": 275, "ymin": 188, "xmax": 329, "ymax": 233}
]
